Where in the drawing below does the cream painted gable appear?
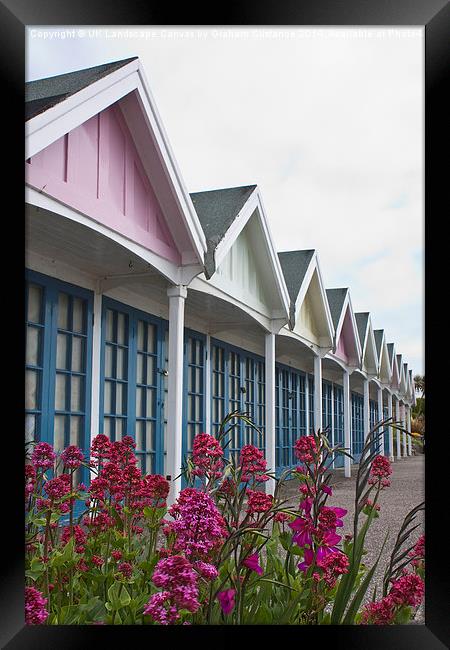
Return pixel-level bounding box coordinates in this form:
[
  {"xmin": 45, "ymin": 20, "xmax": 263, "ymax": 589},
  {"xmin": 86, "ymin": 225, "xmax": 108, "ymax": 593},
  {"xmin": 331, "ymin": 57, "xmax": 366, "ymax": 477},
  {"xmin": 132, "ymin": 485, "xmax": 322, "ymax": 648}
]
[
  {"xmin": 294, "ymin": 270, "xmax": 330, "ymax": 346},
  {"xmin": 210, "ymin": 213, "xmax": 274, "ymax": 315}
]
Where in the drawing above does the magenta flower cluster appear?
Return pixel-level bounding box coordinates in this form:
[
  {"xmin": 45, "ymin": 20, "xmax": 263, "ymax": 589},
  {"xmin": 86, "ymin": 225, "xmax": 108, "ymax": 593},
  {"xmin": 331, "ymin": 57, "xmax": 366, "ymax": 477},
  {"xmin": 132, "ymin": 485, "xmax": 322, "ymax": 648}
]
[
  {"xmin": 25, "ymin": 586, "xmax": 49, "ymax": 625},
  {"xmin": 165, "ymin": 488, "xmax": 227, "ymax": 560},
  {"xmin": 144, "ymin": 555, "xmax": 200, "ymax": 624},
  {"xmin": 368, "ymin": 455, "xmax": 392, "ymax": 487},
  {"xmin": 239, "ymin": 445, "xmax": 269, "ymax": 483},
  {"xmin": 294, "ymin": 435, "xmax": 317, "ymax": 464},
  {"xmin": 191, "ymin": 433, "xmax": 224, "ymax": 479}
]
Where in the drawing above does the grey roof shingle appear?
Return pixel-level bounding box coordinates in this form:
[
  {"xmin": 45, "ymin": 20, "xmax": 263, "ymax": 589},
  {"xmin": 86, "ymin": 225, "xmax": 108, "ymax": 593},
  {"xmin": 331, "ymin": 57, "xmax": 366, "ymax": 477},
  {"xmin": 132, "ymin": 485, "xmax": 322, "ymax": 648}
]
[
  {"xmin": 25, "ymin": 57, "xmax": 138, "ymax": 121},
  {"xmin": 277, "ymin": 250, "xmax": 315, "ymax": 303},
  {"xmin": 355, "ymin": 313, "xmax": 370, "ymax": 349},
  {"xmin": 189, "ymin": 184, "xmax": 257, "ymax": 279},
  {"xmin": 325, "ymin": 288, "xmax": 348, "ymax": 330},
  {"xmin": 190, "ymin": 185, "xmax": 256, "ymax": 249},
  {"xmin": 373, "ymin": 329, "xmax": 384, "ymax": 358},
  {"xmin": 387, "ymin": 343, "xmax": 395, "ymax": 364}
]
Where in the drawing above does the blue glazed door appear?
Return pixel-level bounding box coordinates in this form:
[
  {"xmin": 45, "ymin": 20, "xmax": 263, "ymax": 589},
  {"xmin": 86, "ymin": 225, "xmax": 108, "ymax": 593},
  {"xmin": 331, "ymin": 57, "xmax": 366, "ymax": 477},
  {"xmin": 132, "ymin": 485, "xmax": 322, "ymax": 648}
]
[{"xmin": 333, "ymin": 385, "xmax": 345, "ymax": 468}]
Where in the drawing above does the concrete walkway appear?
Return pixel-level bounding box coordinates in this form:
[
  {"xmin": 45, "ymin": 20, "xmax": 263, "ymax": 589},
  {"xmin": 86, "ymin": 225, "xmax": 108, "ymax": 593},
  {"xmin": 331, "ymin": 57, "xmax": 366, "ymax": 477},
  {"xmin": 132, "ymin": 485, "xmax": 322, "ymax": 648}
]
[{"xmin": 279, "ymin": 454, "xmax": 425, "ymax": 623}]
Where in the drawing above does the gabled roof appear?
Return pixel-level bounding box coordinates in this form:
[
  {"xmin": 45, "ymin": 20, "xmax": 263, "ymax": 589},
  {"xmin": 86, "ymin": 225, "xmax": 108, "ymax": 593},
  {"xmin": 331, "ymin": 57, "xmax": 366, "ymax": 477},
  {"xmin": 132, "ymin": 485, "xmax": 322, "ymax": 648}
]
[
  {"xmin": 190, "ymin": 185, "xmax": 257, "ymax": 276},
  {"xmin": 25, "ymin": 57, "xmax": 207, "ymax": 274},
  {"xmin": 355, "ymin": 312, "xmax": 378, "ymax": 375},
  {"xmin": 277, "ymin": 249, "xmax": 334, "ymax": 348},
  {"xmin": 373, "ymin": 329, "xmax": 392, "ymax": 384},
  {"xmin": 190, "ymin": 184, "xmax": 290, "ymax": 323},
  {"xmin": 26, "ymin": 58, "xmax": 138, "ymax": 121},
  {"xmin": 278, "ymin": 250, "xmax": 315, "ymax": 304},
  {"xmin": 387, "ymin": 343, "xmax": 395, "ymax": 366},
  {"xmin": 325, "ymin": 287, "xmax": 361, "ymax": 365}
]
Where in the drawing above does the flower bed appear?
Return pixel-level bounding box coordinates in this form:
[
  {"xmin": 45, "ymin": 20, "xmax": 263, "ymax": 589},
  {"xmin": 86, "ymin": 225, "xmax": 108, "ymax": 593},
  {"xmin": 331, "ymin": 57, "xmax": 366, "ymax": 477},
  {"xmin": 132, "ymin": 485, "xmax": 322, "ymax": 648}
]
[{"xmin": 25, "ymin": 413, "xmax": 424, "ymax": 625}]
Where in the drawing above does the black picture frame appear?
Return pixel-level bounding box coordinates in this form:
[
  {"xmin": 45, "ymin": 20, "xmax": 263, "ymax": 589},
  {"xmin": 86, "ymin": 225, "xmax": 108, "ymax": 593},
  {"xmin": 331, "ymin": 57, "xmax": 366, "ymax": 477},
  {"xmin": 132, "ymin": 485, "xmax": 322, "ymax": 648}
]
[{"xmin": 1, "ymin": 0, "xmax": 447, "ymax": 647}]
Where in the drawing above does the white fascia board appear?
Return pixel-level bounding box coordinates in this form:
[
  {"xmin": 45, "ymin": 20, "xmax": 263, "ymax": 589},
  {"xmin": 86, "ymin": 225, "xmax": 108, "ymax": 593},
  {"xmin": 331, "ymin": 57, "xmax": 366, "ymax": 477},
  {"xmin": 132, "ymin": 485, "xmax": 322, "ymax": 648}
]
[
  {"xmin": 26, "ymin": 186, "xmax": 181, "ymax": 285},
  {"xmin": 310, "ymin": 252, "xmax": 335, "ymax": 343},
  {"xmin": 336, "ymin": 292, "xmax": 362, "ymax": 363},
  {"xmin": 334, "ymin": 291, "xmax": 349, "ymax": 343},
  {"xmin": 293, "ymin": 253, "xmax": 317, "ymax": 315},
  {"xmin": 365, "ymin": 319, "xmax": 379, "ymax": 376},
  {"xmin": 25, "ymin": 59, "xmax": 206, "ymax": 265},
  {"xmin": 254, "ymin": 189, "xmax": 291, "ymax": 319}
]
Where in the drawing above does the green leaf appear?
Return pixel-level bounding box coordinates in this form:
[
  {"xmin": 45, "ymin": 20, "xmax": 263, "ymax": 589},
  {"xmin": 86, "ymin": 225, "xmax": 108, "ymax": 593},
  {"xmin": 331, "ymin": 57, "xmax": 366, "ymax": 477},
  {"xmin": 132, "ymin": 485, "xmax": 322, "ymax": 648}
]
[{"xmin": 394, "ymin": 605, "xmax": 412, "ymax": 624}]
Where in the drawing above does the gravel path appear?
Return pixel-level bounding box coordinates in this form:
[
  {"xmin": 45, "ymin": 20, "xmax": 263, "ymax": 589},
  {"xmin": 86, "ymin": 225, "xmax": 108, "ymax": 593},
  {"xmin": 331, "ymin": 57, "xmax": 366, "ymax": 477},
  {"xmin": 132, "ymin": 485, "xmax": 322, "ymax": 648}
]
[{"xmin": 278, "ymin": 453, "xmax": 425, "ymax": 623}]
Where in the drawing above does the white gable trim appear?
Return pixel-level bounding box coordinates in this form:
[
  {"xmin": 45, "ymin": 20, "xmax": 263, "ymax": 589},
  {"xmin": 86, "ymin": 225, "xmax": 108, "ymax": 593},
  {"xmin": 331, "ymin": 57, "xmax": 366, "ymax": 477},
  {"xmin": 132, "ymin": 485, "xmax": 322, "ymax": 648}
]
[
  {"xmin": 26, "ymin": 59, "xmax": 207, "ymax": 265},
  {"xmin": 293, "ymin": 252, "xmax": 335, "ymax": 345},
  {"xmin": 334, "ymin": 291, "xmax": 362, "ymax": 362},
  {"xmin": 212, "ymin": 187, "xmax": 290, "ymax": 322}
]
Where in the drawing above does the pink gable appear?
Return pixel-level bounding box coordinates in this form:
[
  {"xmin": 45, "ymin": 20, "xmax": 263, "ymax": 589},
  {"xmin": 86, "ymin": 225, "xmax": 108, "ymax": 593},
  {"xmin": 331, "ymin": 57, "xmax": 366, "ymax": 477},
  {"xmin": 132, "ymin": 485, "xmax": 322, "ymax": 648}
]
[
  {"xmin": 26, "ymin": 104, "xmax": 180, "ymax": 264},
  {"xmin": 335, "ymin": 307, "xmax": 358, "ymax": 365}
]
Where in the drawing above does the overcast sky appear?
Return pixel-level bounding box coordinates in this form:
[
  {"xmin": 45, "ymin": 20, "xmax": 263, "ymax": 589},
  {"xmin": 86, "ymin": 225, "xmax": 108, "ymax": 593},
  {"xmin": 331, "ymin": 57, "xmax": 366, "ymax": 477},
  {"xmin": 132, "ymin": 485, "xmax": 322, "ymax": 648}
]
[{"xmin": 26, "ymin": 27, "xmax": 424, "ymax": 376}]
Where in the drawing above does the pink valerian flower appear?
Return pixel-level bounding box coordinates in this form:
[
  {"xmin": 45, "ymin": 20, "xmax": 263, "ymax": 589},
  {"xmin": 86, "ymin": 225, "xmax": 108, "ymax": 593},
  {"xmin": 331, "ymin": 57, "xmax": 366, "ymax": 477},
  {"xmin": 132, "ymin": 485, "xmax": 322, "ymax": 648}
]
[
  {"xmin": 239, "ymin": 445, "xmax": 269, "ymax": 483},
  {"xmin": 274, "ymin": 512, "xmax": 291, "ymax": 524},
  {"xmin": 317, "ymin": 506, "xmax": 347, "ymax": 533},
  {"xmin": 60, "ymin": 445, "xmax": 84, "ymax": 469},
  {"xmin": 389, "ymin": 572, "xmax": 424, "ymax": 607},
  {"xmin": 168, "ymin": 489, "xmax": 227, "ymax": 560},
  {"xmin": 319, "ymin": 551, "xmax": 350, "ymax": 588},
  {"xmin": 192, "ymin": 433, "xmax": 224, "ymax": 479},
  {"xmin": 111, "ymin": 550, "xmax": 122, "ymax": 562},
  {"xmin": 25, "ymin": 587, "xmax": 49, "ymax": 625},
  {"xmin": 194, "ymin": 561, "xmax": 218, "ymax": 581},
  {"xmin": 31, "ymin": 442, "xmax": 56, "ymax": 471},
  {"xmin": 91, "ymin": 555, "xmax": 104, "ymax": 567},
  {"xmin": 142, "ymin": 474, "xmax": 170, "ymax": 507},
  {"xmin": 77, "ymin": 559, "xmax": 89, "ymax": 572},
  {"xmin": 218, "ymin": 477, "xmax": 237, "ymax": 496},
  {"xmin": 242, "ymin": 553, "xmax": 263, "ymax": 575},
  {"xmin": 361, "ymin": 595, "xmax": 396, "ymax": 625},
  {"xmin": 217, "ymin": 589, "xmax": 236, "ymax": 615},
  {"xmin": 294, "ymin": 436, "xmax": 318, "ymax": 464},
  {"xmin": 364, "ymin": 499, "xmax": 380, "ymax": 511},
  {"xmin": 61, "ymin": 525, "xmax": 87, "ymax": 553},
  {"xmin": 245, "ymin": 490, "xmax": 274, "ymax": 516},
  {"xmin": 108, "ymin": 438, "xmax": 137, "ymax": 468},
  {"xmin": 151, "ymin": 556, "xmax": 200, "ymax": 617},
  {"xmin": 409, "ymin": 535, "xmax": 425, "ymax": 568},
  {"xmin": 321, "ymin": 484, "xmax": 333, "ymax": 496},
  {"xmin": 25, "ymin": 464, "xmax": 36, "ymax": 500},
  {"xmin": 90, "ymin": 434, "xmax": 111, "ymax": 465},
  {"xmin": 44, "ymin": 475, "xmax": 71, "ymax": 501},
  {"xmin": 118, "ymin": 562, "xmax": 133, "ymax": 579},
  {"xmin": 368, "ymin": 455, "xmax": 392, "ymax": 486},
  {"xmin": 144, "ymin": 591, "xmax": 179, "ymax": 625}
]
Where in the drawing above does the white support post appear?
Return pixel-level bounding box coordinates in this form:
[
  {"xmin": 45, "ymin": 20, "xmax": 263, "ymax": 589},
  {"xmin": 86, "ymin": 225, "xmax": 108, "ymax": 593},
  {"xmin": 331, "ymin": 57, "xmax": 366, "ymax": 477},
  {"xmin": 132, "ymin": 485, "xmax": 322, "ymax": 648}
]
[
  {"xmin": 305, "ymin": 375, "xmax": 310, "ymax": 435},
  {"xmin": 90, "ymin": 285, "xmax": 102, "ymax": 442},
  {"xmin": 387, "ymin": 392, "xmax": 394, "ymax": 461},
  {"xmin": 396, "ymin": 398, "xmax": 402, "ymax": 459},
  {"xmin": 205, "ymin": 334, "xmax": 211, "ymax": 434},
  {"xmin": 401, "ymin": 403, "xmax": 408, "ymax": 457},
  {"xmin": 265, "ymin": 332, "xmax": 276, "ymax": 494},
  {"xmin": 314, "ymin": 355, "xmax": 322, "ymax": 433},
  {"xmin": 363, "ymin": 378, "xmax": 370, "ymax": 443},
  {"xmin": 407, "ymin": 406, "xmax": 412, "ymax": 455},
  {"xmin": 377, "ymin": 386, "xmax": 384, "ymax": 456},
  {"xmin": 343, "ymin": 370, "xmax": 351, "ymax": 478},
  {"xmin": 330, "ymin": 382, "xmax": 335, "ymax": 468},
  {"xmin": 166, "ymin": 285, "xmax": 187, "ymax": 506}
]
